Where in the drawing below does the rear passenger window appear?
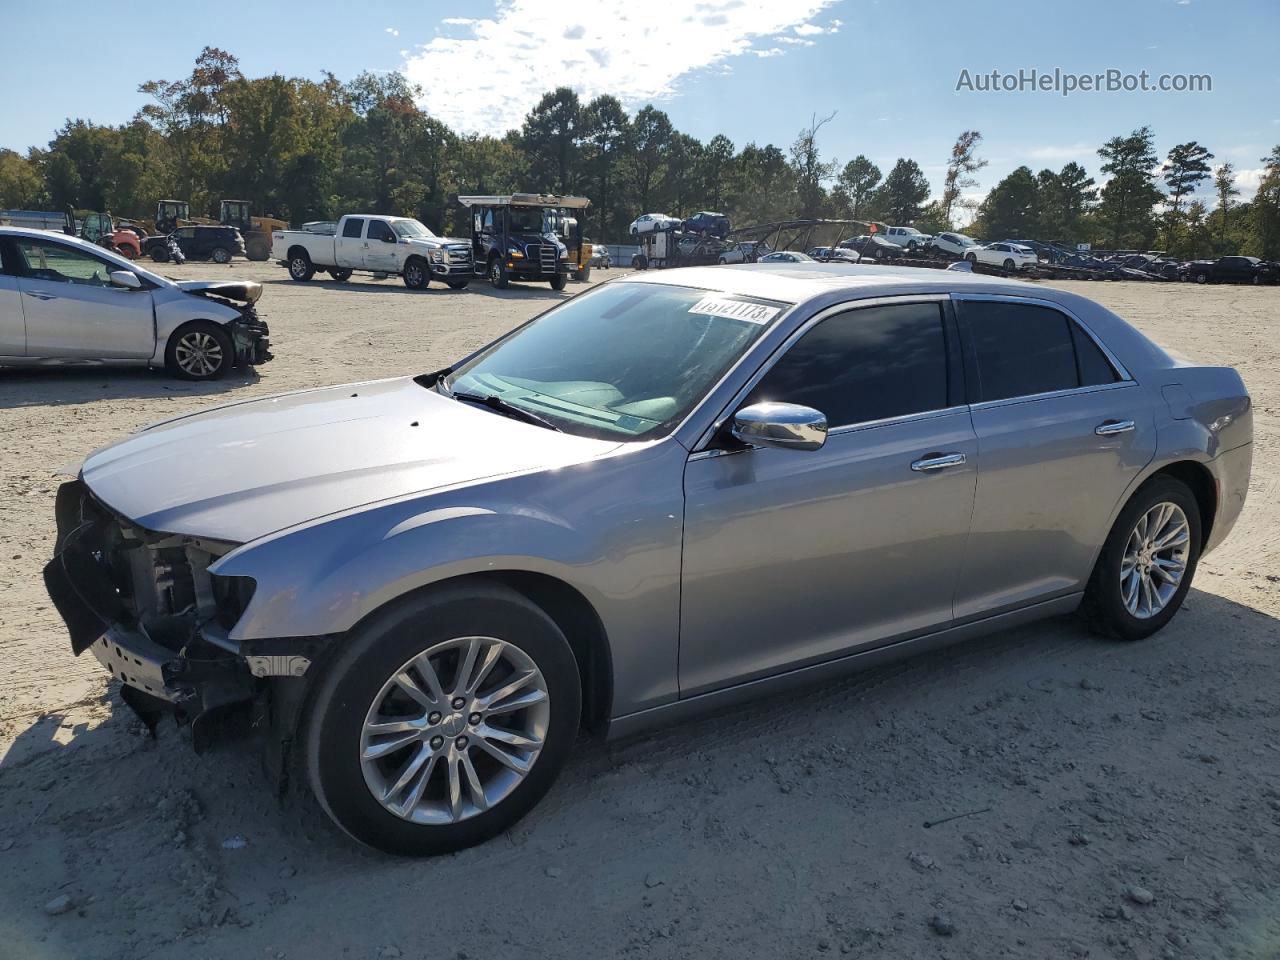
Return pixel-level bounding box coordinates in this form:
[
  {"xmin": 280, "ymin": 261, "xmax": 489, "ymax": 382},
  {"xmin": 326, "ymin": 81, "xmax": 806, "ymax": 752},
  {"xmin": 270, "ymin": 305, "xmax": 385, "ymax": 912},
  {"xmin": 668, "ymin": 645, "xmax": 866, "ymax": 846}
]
[
  {"xmin": 962, "ymin": 301, "xmax": 1118, "ymax": 401},
  {"xmin": 342, "ymin": 218, "xmax": 365, "ymax": 238},
  {"xmin": 746, "ymin": 302, "xmax": 949, "ymax": 427},
  {"xmin": 1070, "ymin": 323, "xmax": 1120, "ymax": 386}
]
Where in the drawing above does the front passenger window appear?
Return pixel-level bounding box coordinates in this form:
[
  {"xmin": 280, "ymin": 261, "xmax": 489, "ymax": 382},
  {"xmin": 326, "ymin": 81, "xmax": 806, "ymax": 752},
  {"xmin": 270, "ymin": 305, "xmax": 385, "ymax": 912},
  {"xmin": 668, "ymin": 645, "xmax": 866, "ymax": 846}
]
[
  {"xmin": 367, "ymin": 220, "xmax": 395, "ymax": 242},
  {"xmin": 16, "ymin": 241, "xmax": 113, "ymax": 287},
  {"xmin": 746, "ymin": 302, "xmax": 950, "ymax": 427}
]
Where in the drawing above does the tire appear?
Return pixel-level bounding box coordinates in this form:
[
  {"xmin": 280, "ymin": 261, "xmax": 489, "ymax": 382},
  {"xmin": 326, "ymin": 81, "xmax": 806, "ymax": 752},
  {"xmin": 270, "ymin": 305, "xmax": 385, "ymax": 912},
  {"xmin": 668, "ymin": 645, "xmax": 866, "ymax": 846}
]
[
  {"xmin": 575, "ymin": 265, "xmax": 591, "ymax": 282},
  {"xmin": 965, "ymin": 253, "xmax": 977, "ymax": 264},
  {"xmin": 151, "ymin": 246, "xmax": 169, "ymax": 263},
  {"xmin": 302, "ymin": 583, "xmax": 582, "ymax": 856},
  {"xmin": 329, "ymin": 268, "xmax": 353, "ymax": 282},
  {"xmin": 550, "ymin": 273, "xmax": 568, "ymax": 291},
  {"xmin": 1194, "ymin": 273, "xmax": 1207, "ymax": 284},
  {"xmin": 632, "ymin": 254, "xmax": 648, "ymax": 271},
  {"xmin": 1003, "ymin": 258, "xmax": 1015, "ymax": 271},
  {"xmin": 289, "ymin": 252, "xmax": 315, "ymax": 282},
  {"xmin": 907, "ymin": 241, "xmax": 918, "ymax": 253},
  {"xmin": 165, "ymin": 321, "xmax": 235, "ymax": 381},
  {"xmin": 211, "ymin": 246, "xmax": 232, "ymax": 265},
  {"xmin": 403, "ymin": 258, "xmax": 430, "ymax": 290},
  {"xmin": 247, "ymin": 240, "xmax": 270, "ymax": 262},
  {"xmin": 488, "ymin": 257, "xmax": 509, "ymax": 290},
  {"xmin": 1080, "ymin": 476, "xmax": 1201, "ymax": 642},
  {"xmin": 447, "ymin": 280, "xmax": 469, "ymax": 290}
]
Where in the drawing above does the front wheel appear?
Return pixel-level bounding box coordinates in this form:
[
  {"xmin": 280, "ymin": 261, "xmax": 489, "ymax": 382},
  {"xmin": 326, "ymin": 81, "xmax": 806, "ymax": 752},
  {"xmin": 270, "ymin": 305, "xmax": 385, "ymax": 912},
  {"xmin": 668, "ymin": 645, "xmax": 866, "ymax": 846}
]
[
  {"xmin": 1194, "ymin": 273, "xmax": 1208, "ymax": 284},
  {"xmin": 965, "ymin": 253, "xmax": 978, "ymax": 264},
  {"xmin": 550, "ymin": 273, "xmax": 568, "ymax": 291},
  {"xmin": 403, "ymin": 258, "xmax": 430, "ymax": 290},
  {"xmin": 303, "ymin": 584, "xmax": 582, "ymax": 856},
  {"xmin": 165, "ymin": 321, "xmax": 235, "ymax": 381},
  {"xmin": 211, "ymin": 246, "xmax": 232, "ymax": 265},
  {"xmin": 1003, "ymin": 258, "xmax": 1016, "ymax": 271},
  {"xmin": 1080, "ymin": 477, "xmax": 1201, "ymax": 642},
  {"xmin": 488, "ymin": 258, "xmax": 509, "ymax": 290}
]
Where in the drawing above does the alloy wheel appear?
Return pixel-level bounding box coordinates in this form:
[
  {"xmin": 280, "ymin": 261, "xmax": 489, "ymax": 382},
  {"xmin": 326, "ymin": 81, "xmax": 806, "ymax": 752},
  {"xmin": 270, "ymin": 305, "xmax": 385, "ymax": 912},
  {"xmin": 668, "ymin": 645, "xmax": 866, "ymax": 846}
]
[
  {"xmin": 359, "ymin": 636, "xmax": 550, "ymax": 824},
  {"xmin": 1120, "ymin": 501, "xmax": 1190, "ymax": 619},
  {"xmin": 174, "ymin": 331, "xmax": 224, "ymax": 377}
]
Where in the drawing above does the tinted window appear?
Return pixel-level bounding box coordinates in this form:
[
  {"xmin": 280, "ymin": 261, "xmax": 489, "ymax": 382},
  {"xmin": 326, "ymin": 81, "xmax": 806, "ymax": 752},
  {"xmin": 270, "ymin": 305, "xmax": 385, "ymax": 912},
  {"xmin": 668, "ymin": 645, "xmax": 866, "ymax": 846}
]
[
  {"xmin": 963, "ymin": 301, "xmax": 1080, "ymax": 401},
  {"xmin": 342, "ymin": 218, "xmax": 365, "ymax": 238},
  {"xmin": 1070, "ymin": 322, "xmax": 1120, "ymax": 386},
  {"xmin": 367, "ymin": 220, "xmax": 395, "ymax": 242},
  {"xmin": 746, "ymin": 302, "xmax": 949, "ymax": 427}
]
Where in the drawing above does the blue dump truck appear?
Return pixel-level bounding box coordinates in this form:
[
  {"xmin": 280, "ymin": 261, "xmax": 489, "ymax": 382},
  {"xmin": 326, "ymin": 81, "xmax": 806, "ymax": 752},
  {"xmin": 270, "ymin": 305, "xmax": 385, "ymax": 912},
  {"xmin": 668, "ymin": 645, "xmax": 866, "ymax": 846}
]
[{"xmin": 458, "ymin": 194, "xmax": 593, "ymax": 290}]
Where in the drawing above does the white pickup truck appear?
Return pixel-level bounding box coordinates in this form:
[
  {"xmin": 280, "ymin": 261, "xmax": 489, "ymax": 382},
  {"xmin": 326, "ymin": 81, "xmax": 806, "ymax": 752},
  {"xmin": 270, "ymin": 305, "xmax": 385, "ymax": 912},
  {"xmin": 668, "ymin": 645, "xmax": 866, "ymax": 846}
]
[{"xmin": 272, "ymin": 214, "xmax": 473, "ymax": 289}]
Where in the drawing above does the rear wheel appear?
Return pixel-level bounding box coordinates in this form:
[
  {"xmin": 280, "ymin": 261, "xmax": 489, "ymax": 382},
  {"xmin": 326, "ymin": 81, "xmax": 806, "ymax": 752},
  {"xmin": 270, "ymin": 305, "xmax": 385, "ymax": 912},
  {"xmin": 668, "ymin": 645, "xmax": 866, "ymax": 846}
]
[
  {"xmin": 211, "ymin": 246, "xmax": 232, "ymax": 264},
  {"xmin": 1080, "ymin": 477, "xmax": 1201, "ymax": 641},
  {"xmin": 1194, "ymin": 272, "xmax": 1208, "ymax": 284},
  {"xmin": 965, "ymin": 253, "xmax": 977, "ymax": 264},
  {"xmin": 289, "ymin": 252, "xmax": 315, "ymax": 282},
  {"xmin": 303, "ymin": 584, "xmax": 581, "ymax": 856},
  {"xmin": 165, "ymin": 321, "xmax": 235, "ymax": 381},
  {"xmin": 1003, "ymin": 258, "xmax": 1015, "ymax": 271},
  {"xmin": 574, "ymin": 266, "xmax": 591, "ymax": 282},
  {"xmin": 404, "ymin": 258, "xmax": 430, "ymax": 290}
]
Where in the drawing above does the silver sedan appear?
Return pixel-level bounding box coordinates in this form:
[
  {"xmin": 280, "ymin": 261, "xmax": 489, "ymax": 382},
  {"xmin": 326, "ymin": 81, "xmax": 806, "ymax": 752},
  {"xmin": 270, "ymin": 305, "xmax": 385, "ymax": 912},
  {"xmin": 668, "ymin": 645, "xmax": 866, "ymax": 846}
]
[{"xmin": 44, "ymin": 264, "xmax": 1252, "ymax": 855}]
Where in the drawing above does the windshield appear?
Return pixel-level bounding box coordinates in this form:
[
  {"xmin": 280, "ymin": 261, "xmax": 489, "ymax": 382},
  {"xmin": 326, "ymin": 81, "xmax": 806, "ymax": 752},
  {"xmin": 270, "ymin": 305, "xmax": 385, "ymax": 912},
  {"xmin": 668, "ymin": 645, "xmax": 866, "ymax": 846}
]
[
  {"xmin": 445, "ymin": 282, "xmax": 787, "ymax": 440},
  {"xmin": 392, "ymin": 219, "xmax": 436, "ymax": 239},
  {"xmin": 509, "ymin": 207, "xmax": 551, "ymax": 234}
]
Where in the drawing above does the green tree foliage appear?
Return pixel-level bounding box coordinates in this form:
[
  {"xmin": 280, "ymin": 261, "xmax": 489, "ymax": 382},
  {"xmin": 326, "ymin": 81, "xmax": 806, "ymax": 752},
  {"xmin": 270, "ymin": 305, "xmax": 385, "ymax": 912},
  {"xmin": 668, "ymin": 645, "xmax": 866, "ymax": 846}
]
[
  {"xmin": 939, "ymin": 130, "xmax": 986, "ymax": 228},
  {"xmin": 1212, "ymin": 162, "xmax": 1240, "ymax": 248},
  {"xmin": 1160, "ymin": 141, "xmax": 1214, "ymax": 249},
  {"xmin": 521, "ymin": 87, "xmax": 582, "ymax": 193},
  {"xmin": 973, "ymin": 166, "xmax": 1040, "ymax": 239},
  {"xmin": 833, "ymin": 155, "xmax": 880, "ymax": 220},
  {"xmin": 0, "ymin": 148, "xmax": 46, "ymax": 207},
  {"xmin": 874, "ymin": 159, "xmax": 931, "ymax": 224},
  {"xmin": 789, "ymin": 112, "xmax": 837, "ymax": 219},
  {"xmin": 1248, "ymin": 146, "xmax": 1280, "ymax": 259},
  {"xmin": 1097, "ymin": 126, "xmax": 1162, "ymax": 249}
]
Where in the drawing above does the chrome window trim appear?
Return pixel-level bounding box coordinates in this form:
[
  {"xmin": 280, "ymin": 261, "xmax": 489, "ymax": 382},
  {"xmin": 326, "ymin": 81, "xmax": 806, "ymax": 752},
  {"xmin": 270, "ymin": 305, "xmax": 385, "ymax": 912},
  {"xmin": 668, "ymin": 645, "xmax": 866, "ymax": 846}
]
[
  {"xmin": 689, "ymin": 293, "xmax": 954, "ymax": 453},
  {"xmin": 968, "ymin": 378, "xmax": 1138, "ymax": 412},
  {"xmin": 949, "ymin": 291, "xmax": 1134, "ymax": 384}
]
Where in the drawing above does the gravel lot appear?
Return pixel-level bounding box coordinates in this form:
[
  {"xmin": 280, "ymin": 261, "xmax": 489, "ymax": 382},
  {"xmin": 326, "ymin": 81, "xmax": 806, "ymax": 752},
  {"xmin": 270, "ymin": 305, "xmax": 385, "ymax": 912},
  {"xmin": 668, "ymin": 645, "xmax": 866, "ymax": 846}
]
[{"xmin": 0, "ymin": 262, "xmax": 1277, "ymax": 960}]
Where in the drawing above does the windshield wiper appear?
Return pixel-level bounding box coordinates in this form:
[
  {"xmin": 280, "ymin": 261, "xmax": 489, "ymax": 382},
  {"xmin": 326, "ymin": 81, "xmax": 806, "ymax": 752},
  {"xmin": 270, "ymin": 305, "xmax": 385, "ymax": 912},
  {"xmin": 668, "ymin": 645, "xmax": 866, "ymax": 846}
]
[{"xmin": 451, "ymin": 391, "xmax": 562, "ymax": 432}]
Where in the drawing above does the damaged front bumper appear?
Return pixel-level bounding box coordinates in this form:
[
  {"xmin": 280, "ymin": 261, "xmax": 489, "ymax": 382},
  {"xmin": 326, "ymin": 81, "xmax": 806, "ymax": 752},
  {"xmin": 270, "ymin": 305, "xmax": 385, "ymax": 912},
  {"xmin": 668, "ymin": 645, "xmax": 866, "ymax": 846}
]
[
  {"xmin": 230, "ymin": 311, "xmax": 273, "ymax": 367},
  {"xmin": 42, "ymin": 480, "xmax": 322, "ymax": 750}
]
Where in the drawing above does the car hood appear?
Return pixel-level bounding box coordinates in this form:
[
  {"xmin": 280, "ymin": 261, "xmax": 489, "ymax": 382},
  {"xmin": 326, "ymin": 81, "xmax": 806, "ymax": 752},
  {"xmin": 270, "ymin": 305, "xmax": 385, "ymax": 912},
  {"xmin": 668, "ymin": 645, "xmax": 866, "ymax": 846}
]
[
  {"xmin": 175, "ymin": 279, "xmax": 263, "ymax": 303},
  {"xmin": 80, "ymin": 377, "xmax": 621, "ymax": 543},
  {"xmin": 405, "ymin": 236, "xmax": 469, "ymax": 248}
]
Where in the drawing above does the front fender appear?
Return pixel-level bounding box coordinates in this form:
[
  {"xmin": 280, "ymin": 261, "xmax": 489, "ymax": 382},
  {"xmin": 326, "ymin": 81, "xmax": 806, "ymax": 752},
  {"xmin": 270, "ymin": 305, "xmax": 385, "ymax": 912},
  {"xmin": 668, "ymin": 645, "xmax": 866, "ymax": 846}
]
[{"xmin": 212, "ymin": 441, "xmax": 688, "ymax": 714}]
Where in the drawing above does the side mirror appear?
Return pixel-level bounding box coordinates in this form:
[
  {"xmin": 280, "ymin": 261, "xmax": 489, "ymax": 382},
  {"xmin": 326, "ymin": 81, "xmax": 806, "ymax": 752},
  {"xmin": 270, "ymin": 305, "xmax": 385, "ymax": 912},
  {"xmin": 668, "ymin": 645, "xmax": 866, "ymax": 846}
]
[
  {"xmin": 731, "ymin": 402, "xmax": 828, "ymax": 452},
  {"xmin": 109, "ymin": 270, "xmax": 142, "ymax": 290}
]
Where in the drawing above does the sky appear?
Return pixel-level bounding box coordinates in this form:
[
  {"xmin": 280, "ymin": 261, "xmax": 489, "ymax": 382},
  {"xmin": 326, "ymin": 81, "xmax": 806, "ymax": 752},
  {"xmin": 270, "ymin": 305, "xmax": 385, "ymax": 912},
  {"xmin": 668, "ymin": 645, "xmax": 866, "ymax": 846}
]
[{"xmin": 3, "ymin": 0, "xmax": 1278, "ymax": 212}]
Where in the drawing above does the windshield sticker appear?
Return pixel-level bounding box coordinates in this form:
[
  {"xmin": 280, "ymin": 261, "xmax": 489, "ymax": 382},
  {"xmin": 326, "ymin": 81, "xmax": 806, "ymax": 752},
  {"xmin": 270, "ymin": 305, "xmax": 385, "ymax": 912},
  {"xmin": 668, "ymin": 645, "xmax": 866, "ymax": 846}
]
[{"xmin": 688, "ymin": 297, "xmax": 781, "ymax": 325}]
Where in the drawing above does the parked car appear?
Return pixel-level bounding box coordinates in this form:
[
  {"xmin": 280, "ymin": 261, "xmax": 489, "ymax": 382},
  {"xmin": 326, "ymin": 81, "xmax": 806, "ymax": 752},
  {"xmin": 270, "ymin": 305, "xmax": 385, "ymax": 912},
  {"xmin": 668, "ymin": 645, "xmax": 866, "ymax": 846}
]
[
  {"xmin": 1182, "ymin": 256, "xmax": 1276, "ymax": 285},
  {"xmin": 926, "ymin": 232, "xmax": 980, "ymax": 258},
  {"xmin": 0, "ymin": 227, "xmax": 270, "ymax": 379},
  {"xmin": 758, "ymin": 251, "xmax": 815, "ymax": 263},
  {"xmin": 629, "ymin": 213, "xmax": 680, "ymax": 236},
  {"xmin": 718, "ymin": 240, "xmax": 771, "ymax": 264},
  {"xmin": 965, "ymin": 241, "xmax": 1039, "ymax": 271},
  {"xmin": 883, "ymin": 226, "xmax": 931, "ymax": 252},
  {"xmin": 588, "ymin": 242, "xmax": 611, "ymax": 269},
  {"xmin": 841, "ymin": 235, "xmax": 906, "ymax": 260},
  {"xmin": 144, "ymin": 225, "xmax": 246, "ymax": 264},
  {"xmin": 273, "ymin": 215, "xmax": 472, "ymax": 289},
  {"xmin": 43, "ymin": 264, "xmax": 1252, "ymax": 856},
  {"xmin": 682, "ymin": 211, "xmax": 730, "ymax": 238},
  {"xmin": 807, "ymin": 246, "xmax": 861, "ymax": 263}
]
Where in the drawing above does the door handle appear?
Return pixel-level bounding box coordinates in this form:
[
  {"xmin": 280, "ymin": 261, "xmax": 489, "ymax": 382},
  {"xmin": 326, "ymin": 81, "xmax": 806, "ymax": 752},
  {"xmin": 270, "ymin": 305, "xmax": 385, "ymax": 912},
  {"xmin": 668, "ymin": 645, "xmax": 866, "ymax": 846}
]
[
  {"xmin": 1095, "ymin": 419, "xmax": 1135, "ymax": 436},
  {"xmin": 25, "ymin": 290, "xmax": 56, "ymax": 301},
  {"xmin": 910, "ymin": 452, "xmax": 966, "ymax": 472}
]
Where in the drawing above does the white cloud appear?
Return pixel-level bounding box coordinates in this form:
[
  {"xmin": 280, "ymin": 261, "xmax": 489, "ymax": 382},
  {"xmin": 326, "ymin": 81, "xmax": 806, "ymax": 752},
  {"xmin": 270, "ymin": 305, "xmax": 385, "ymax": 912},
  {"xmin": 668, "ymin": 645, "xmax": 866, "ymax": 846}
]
[
  {"xmin": 385, "ymin": 26, "xmax": 399, "ymax": 36},
  {"xmin": 1232, "ymin": 167, "xmax": 1265, "ymax": 196},
  {"xmin": 1025, "ymin": 142, "xmax": 1094, "ymax": 162},
  {"xmin": 402, "ymin": 0, "xmax": 841, "ymax": 134}
]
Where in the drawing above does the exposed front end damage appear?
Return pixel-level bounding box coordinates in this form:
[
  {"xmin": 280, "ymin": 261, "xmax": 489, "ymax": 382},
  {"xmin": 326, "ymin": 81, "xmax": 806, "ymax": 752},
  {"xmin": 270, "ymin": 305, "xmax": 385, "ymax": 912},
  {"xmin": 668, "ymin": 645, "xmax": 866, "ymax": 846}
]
[
  {"xmin": 42, "ymin": 480, "xmax": 316, "ymax": 755},
  {"xmin": 179, "ymin": 280, "xmax": 274, "ymax": 369}
]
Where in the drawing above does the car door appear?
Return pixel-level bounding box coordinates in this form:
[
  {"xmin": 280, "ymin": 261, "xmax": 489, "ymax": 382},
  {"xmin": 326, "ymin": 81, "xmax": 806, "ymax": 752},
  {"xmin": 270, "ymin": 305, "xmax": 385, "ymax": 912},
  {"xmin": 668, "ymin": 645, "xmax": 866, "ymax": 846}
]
[
  {"xmin": 336, "ymin": 218, "xmax": 366, "ymax": 268},
  {"xmin": 363, "ymin": 219, "xmax": 400, "ymax": 272},
  {"xmin": 951, "ymin": 295, "xmax": 1157, "ymax": 619},
  {"xmin": 12, "ymin": 237, "xmax": 155, "ymax": 359},
  {"xmin": 680, "ymin": 297, "xmax": 978, "ymax": 696},
  {"xmin": 0, "ymin": 240, "xmax": 27, "ymax": 355},
  {"xmin": 174, "ymin": 226, "xmax": 198, "ymax": 259}
]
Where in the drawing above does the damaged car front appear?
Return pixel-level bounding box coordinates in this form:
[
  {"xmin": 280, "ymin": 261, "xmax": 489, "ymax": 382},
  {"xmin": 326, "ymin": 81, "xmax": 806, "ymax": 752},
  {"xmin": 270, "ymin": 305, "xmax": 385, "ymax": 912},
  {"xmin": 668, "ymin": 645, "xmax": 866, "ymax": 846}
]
[{"xmin": 169, "ymin": 279, "xmax": 273, "ymax": 371}]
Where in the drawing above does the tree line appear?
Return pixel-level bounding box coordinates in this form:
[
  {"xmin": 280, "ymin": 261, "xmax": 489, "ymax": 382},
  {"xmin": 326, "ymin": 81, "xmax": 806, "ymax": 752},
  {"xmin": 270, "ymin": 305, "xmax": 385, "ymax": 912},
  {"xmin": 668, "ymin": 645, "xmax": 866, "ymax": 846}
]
[{"xmin": 1, "ymin": 48, "xmax": 1277, "ymax": 259}]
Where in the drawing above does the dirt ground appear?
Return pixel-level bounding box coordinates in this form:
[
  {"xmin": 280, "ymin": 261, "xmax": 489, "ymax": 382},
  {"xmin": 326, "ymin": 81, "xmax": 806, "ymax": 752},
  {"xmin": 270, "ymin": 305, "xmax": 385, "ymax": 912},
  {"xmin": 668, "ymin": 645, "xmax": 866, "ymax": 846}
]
[{"xmin": 0, "ymin": 262, "xmax": 1277, "ymax": 960}]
